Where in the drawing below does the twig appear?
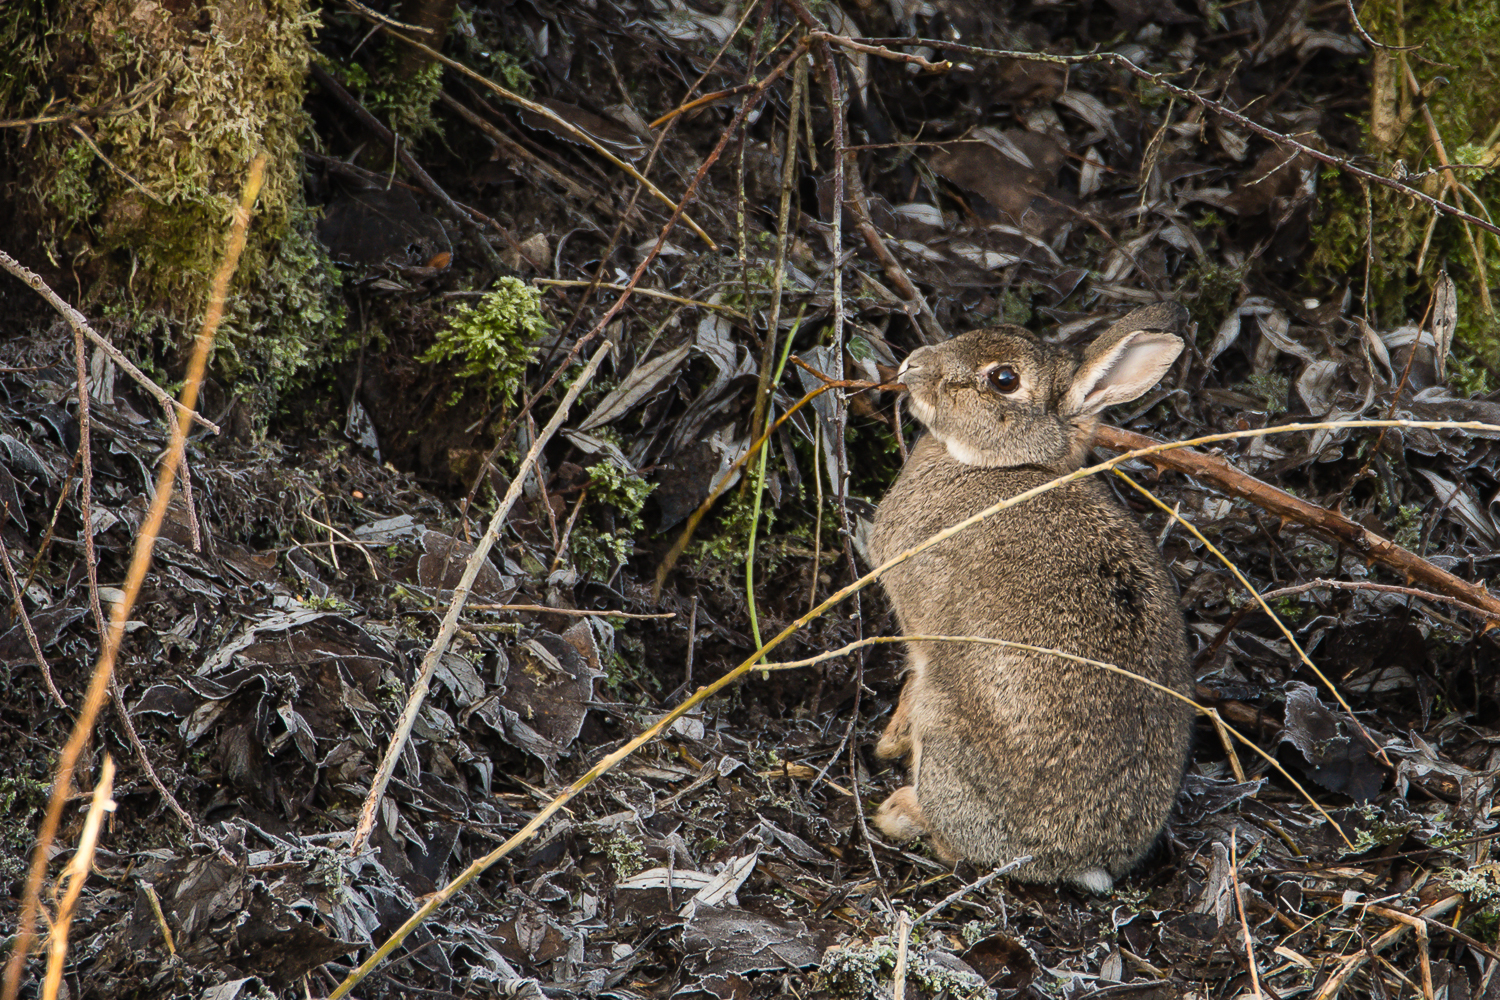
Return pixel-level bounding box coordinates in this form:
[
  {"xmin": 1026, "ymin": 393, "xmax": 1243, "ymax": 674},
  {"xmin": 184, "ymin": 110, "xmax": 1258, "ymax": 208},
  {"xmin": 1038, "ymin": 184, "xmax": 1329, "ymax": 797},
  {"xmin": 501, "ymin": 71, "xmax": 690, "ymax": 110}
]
[
  {"xmin": 892, "ymin": 909, "xmax": 911, "ymax": 1000},
  {"xmin": 465, "ymin": 604, "xmax": 673, "ymax": 619},
  {"xmin": 437, "ymin": 92, "xmax": 609, "ymax": 209},
  {"xmin": 301, "ymin": 511, "xmax": 376, "ymax": 577},
  {"xmin": 109, "ymin": 676, "xmax": 229, "ymax": 863},
  {"xmin": 41, "ymin": 756, "xmax": 114, "ymax": 1000},
  {"xmin": 69, "ymin": 302, "xmax": 105, "ymax": 636},
  {"xmin": 1259, "ymin": 578, "xmax": 1500, "ymax": 624},
  {"xmin": 843, "ymin": 158, "xmax": 947, "ymax": 343},
  {"xmin": 533, "ymin": 279, "xmax": 748, "ymax": 320},
  {"xmin": 1314, "ymin": 895, "xmax": 1458, "ymax": 1000},
  {"xmin": 745, "ymin": 309, "xmax": 804, "ymax": 655},
  {"xmin": 1093, "ymin": 424, "xmax": 1500, "ymax": 621},
  {"xmin": 69, "ymin": 123, "xmax": 161, "ymax": 204},
  {"xmin": 1367, "ymin": 902, "xmax": 1500, "ymax": 962},
  {"xmin": 1342, "ymin": 0, "xmax": 1420, "ymax": 51},
  {"xmin": 138, "ymin": 881, "xmax": 176, "ymax": 956},
  {"xmin": 2, "ymin": 156, "xmax": 265, "ymax": 1000},
  {"xmin": 1367, "ymin": 905, "xmax": 1434, "ymax": 1000},
  {"xmin": 0, "ymin": 251, "xmax": 220, "ymax": 435},
  {"xmin": 749, "ymin": 53, "xmax": 804, "ymax": 450},
  {"xmin": 914, "ymin": 862, "xmax": 1022, "ymax": 927},
  {"xmin": 0, "ymin": 528, "xmax": 66, "ymax": 709},
  {"xmin": 1230, "ymin": 833, "xmax": 1265, "ymax": 1000},
  {"xmin": 347, "ymin": 341, "xmax": 612, "ymax": 855},
  {"xmin": 648, "ymin": 83, "xmax": 760, "ymax": 127},
  {"xmin": 806, "ymin": 31, "xmax": 953, "ymax": 71}
]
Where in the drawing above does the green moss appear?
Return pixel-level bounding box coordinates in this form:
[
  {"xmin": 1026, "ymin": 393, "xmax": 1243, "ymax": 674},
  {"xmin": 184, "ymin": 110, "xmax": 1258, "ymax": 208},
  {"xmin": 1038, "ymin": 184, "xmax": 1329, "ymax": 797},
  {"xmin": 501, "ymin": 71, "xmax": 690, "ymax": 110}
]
[
  {"xmin": 1466, "ymin": 909, "xmax": 1500, "ymax": 944},
  {"xmin": 1233, "ymin": 372, "xmax": 1289, "ymax": 414},
  {"xmin": 1308, "ymin": 0, "xmax": 1500, "ymax": 375},
  {"xmin": 420, "ymin": 278, "xmax": 550, "ymax": 407},
  {"xmin": 595, "ymin": 831, "xmax": 647, "ymax": 879},
  {"xmin": 691, "ymin": 491, "xmax": 763, "ymax": 563},
  {"xmin": 0, "ymin": 773, "xmax": 51, "ymax": 887},
  {"xmin": 1389, "ymin": 502, "xmax": 1424, "ymax": 550},
  {"xmin": 0, "ymin": 1, "xmax": 63, "ymax": 111},
  {"xmin": 819, "ymin": 938, "xmax": 995, "ymax": 1000},
  {"xmin": 570, "ymin": 460, "xmax": 655, "ymax": 581},
  {"xmin": 1183, "ymin": 256, "xmax": 1247, "ymax": 333},
  {"xmin": 50, "ymin": 140, "xmax": 100, "ymax": 226},
  {"xmin": 343, "ymin": 47, "xmax": 446, "ymax": 140}
]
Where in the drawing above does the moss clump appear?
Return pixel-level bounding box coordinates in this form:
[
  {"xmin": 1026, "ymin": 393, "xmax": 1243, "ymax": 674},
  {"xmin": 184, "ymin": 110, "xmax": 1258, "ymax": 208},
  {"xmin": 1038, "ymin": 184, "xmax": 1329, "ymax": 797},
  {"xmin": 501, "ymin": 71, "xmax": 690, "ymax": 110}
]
[
  {"xmin": 570, "ymin": 461, "xmax": 654, "ymax": 581},
  {"xmin": 594, "ymin": 831, "xmax": 647, "ymax": 879},
  {"xmin": 819, "ymin": 939, "xmax": 995, "ymax": 1000},
  {"xmin": 340, "ymin": 51, "xmax": 446, "ymax": 141},
  {"xmin": 1233, "ymin": 372, "xmax": 1290, "ymax": 414},
  {"xmin": 420, "ymin": 278, "xmax": 550, "ymax": 407},
  {"xmin": 1307, "ymin": 0, "xmax": 1500, "ymax": 376},
  {"xmin": 1, "ymin": 0, "xmax": 347, "ymax": 414}
]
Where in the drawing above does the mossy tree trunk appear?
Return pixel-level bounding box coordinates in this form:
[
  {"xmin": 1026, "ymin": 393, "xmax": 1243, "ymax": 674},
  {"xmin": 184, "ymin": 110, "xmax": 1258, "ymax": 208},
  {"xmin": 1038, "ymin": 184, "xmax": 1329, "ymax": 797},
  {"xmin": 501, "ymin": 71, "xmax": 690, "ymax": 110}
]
[{"xmin": 0, "ymin": 0, "xmax": 345, "ymax": 415}]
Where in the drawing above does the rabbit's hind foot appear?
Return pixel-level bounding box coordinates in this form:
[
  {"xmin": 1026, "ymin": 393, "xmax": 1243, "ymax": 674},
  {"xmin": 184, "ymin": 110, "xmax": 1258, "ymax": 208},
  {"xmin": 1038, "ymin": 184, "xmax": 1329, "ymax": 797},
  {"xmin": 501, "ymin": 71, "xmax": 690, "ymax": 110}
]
[
  {"xmin": 1067, "ymin": 866, "xmax": 1114, "ymax": 895},
  {"xmin": 874, "ymin": 787, "xmax": 961, "ymax": 864},
  {"xmin": 874, "ymin": 786, "xmax": 928, "ymax": 841}
]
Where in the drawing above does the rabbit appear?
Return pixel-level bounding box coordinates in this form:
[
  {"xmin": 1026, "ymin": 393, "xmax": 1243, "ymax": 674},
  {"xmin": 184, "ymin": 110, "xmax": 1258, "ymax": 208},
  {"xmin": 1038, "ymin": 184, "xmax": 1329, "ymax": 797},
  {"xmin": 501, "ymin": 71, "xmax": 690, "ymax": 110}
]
[{"xmin": 868, "ymin": 302, "xmax": 1194, "ymax": 894}]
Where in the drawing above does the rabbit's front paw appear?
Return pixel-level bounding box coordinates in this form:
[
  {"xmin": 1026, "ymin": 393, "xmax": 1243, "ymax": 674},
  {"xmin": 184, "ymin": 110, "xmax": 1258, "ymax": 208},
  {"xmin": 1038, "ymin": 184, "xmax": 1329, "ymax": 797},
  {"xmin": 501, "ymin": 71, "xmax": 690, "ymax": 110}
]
[{"xmin": 875, "ymin": 688, "xmax": 914, "ymax": 760}]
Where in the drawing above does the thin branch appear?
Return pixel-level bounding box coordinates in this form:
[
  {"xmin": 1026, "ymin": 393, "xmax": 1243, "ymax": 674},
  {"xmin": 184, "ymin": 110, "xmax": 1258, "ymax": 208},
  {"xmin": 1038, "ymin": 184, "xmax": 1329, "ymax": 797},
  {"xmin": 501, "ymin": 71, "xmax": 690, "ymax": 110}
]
[
  {"xmin": 1258, "ymin": 578, "xmax": 1500, "ymax": 624},
  {"xmin": 465, "ymin": 604, "xmax": 673, "ymax": 619},
  {"xmin": 913, "ymin": 862, "xmax": 1023, "ymax": 927},
  {"xmin": 109, "ymin": 677, "xmax": 229, "ymax": 863},
  {"xmin": 1230, "ymin": 834, "xmax": 1265, "ymax": 1000},
  {"xmin": 0, "ymin": 529, "xmax": 66, "ymax": 710},
  {"xmin": 1343, "ymin": 0, "xmax": 1420, "ymax": 52},
  {"xmin": 806, "ymin": 31, "xmax": 954, "ymax": 71},
  {"xmin": 892, "ymin": 909, "xmax": 911, "ymax": 1000},
  {"xmin": 41, "ymin": 756, "xmax": 114, "ymax": 1000},
  {"xmin": 533, "ymin": 279, "xmax": 749, "ymax": 320},
  {"xmin": 69, "ymin": 307, "xmax": 105, "ymax": 637},
  {"xmin": 1314, "ymin": 895, "xmax": 1458, "ymax": 1000}
]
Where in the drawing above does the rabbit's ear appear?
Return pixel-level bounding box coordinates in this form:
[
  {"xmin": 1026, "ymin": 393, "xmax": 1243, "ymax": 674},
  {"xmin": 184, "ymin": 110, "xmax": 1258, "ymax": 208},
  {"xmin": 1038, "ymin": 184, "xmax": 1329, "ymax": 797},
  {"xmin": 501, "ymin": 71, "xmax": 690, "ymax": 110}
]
[{"xmin": 1065, "ymin": 331, "xmax": 1183, "ymax": 415}]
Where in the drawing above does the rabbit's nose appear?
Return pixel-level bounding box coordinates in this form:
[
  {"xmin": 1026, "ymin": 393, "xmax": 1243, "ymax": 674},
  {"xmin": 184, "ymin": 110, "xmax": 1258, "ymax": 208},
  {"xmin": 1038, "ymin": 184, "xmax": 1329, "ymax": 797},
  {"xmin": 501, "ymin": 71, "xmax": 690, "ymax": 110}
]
[{"xmin": 897, "ymin": 346, "xmax": 934, "ymax": 379}]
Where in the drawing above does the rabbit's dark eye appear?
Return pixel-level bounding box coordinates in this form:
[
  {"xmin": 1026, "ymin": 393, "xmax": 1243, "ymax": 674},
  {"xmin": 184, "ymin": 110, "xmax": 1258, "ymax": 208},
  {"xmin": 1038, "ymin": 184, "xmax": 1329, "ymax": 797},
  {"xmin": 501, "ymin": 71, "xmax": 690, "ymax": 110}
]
[{"xmin": 987, "ymin": 365, "xmax": 1020, "ymax": 394}]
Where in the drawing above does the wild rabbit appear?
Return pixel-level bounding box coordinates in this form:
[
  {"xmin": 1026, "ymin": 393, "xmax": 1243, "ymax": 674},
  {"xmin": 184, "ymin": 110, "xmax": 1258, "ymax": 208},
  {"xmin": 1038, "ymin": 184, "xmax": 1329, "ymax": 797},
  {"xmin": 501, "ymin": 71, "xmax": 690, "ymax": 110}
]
[{"xmin": 869, "ymin": 302, "xmax": 1194, "ymax": 894}]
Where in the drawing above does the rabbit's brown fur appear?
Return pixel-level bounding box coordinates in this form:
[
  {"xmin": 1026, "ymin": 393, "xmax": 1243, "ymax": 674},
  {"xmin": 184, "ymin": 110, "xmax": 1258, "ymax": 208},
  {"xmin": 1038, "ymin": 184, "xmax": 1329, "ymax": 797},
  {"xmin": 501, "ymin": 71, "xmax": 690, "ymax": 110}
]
[{"xmin": 869, "ymin": 303, "xmax": 1194, "ymax": 892}]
